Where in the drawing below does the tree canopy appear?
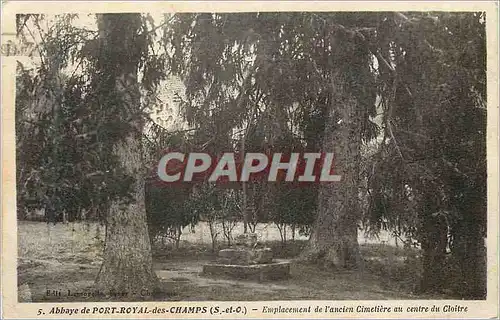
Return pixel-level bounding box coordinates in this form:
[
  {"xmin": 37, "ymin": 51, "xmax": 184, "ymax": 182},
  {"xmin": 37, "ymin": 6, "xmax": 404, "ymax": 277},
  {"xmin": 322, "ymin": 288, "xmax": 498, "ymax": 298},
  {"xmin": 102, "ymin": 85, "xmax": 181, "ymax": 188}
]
[{"xmin": 15, "ymin": 11, "xmax": 487, "ymax": 298}]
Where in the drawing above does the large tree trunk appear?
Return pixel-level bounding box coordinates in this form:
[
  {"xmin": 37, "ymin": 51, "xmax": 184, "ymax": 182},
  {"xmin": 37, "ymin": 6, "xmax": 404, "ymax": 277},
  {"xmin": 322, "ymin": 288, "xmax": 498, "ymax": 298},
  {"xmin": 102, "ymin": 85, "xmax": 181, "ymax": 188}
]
[
  {"xmin": 96, "ymin": 136, "xmax": 158, "ymax": 296},
  {"xmin": 419, "ymin": 210, "xmax": 448, "ymax": 293},
  {"xmin": 457, "ymin": 222, "xmax": 486, "ymax": 299},
  {"xmin": 301, "ymin": 70, "xmax": 362, "ymax": 269},
  {"xmin": 95, "ymin": 13, "xmax": 158, "ymax": 297},
  {"xmin": 448, "ymin": 214, "xmax": 486, "ymax": 299}
]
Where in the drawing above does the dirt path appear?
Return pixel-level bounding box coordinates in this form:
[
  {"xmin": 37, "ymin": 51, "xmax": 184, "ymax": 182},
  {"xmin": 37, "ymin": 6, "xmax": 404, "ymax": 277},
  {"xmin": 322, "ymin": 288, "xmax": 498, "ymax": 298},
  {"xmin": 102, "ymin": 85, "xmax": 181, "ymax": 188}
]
[
  {"xmin": 19, "ymin": 256, "xmax": 432, "ymax": 302},
  {"xmin": 153, "ymin": 259, "xmax": 421, "ymax": 301},
  {"xmin": 155, "ymin": 260, "xmax": 291, "ymax": 294}
]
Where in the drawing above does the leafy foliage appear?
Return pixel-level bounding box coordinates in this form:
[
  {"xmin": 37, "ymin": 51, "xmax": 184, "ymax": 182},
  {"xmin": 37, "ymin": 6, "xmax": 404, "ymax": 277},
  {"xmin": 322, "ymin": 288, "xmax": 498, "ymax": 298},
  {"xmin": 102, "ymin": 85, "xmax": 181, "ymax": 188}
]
[
  {"xmin": 165, "ymin": 12, "xmax": 487, "ymax": 297},
  {"xmin": 364, "ymin": 12, "xmax": 486, "ymax": 297},
  {"xmin": 15, "ymin": 12, "xmax": 487, "ymax": 298},
  {"xmin": 16, "ymin": 14, "xmax": 169, "ymax": 222}
]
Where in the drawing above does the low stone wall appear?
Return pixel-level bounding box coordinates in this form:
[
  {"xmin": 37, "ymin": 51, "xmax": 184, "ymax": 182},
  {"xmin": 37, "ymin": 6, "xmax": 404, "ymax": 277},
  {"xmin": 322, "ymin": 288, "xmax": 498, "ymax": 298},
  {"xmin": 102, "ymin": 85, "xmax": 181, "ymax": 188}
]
[
  {"xmin": 202, "ymin": 260, "xmax": 291, "ymax": 281},
  {"xmin": 217, "ymin": 248, "xmax": 273, "ymax": 265}
]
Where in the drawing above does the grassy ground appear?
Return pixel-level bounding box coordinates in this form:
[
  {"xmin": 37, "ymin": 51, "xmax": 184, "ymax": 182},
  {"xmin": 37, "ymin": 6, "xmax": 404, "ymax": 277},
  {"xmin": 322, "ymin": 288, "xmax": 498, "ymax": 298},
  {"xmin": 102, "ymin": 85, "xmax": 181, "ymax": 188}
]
[{"xmin": 17, "ymin": 221, "xmax": 446, "ymax": 302}]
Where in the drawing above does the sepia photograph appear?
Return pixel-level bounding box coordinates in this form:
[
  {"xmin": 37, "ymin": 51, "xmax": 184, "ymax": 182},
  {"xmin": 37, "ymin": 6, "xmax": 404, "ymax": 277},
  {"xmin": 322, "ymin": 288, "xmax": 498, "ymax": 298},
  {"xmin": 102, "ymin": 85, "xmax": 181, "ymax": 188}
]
[{"xmin": 1, "ymin": 1, "xmax": 498, "ymax": 319}]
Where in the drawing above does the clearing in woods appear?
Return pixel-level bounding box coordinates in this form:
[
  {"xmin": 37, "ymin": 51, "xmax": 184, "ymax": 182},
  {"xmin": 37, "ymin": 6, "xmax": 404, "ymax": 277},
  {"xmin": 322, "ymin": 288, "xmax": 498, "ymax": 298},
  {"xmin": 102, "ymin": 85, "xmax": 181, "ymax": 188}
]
[{"xmin": 17, "ymin": 220, "xmax": 444, "ymax": 301}]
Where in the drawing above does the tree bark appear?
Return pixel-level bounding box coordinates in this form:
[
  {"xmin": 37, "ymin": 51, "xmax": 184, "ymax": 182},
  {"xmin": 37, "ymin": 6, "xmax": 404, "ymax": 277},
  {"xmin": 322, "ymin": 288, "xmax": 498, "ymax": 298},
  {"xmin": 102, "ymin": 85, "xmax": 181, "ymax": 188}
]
[
  {"xmin": 96, "ymin": 136, "xmax": 158, "ymax": 296},
  {"xmin": 301, "ymin": 70, "xmax": 362, "ymax": 269},
  {"xmin": 95, "ymin": 14, "xmax": 158, "ymax": 297},
  {"xmin": 419, "ymin": 211, "xmax": 448, "ymax": 293},
  {"xmin": 451, "ymin": 215, "xmax": 486, "ymax": 298}
]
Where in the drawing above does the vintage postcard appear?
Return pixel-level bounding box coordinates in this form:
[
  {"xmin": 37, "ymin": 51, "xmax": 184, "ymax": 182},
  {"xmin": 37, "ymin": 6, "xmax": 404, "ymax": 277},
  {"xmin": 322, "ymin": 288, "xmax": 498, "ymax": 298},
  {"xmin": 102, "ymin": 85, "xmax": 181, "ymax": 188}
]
[{"xmin": 1, "ymin": 1, "xmax": 498, "ymax": 319}]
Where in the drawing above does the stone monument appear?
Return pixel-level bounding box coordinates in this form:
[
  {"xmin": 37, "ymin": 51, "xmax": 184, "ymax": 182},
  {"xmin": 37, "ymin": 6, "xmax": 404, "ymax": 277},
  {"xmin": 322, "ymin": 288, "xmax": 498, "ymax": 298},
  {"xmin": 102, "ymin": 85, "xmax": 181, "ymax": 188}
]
[{"xmin": 202, "ymin": 233, "xmax": 290, "ymax": 281}]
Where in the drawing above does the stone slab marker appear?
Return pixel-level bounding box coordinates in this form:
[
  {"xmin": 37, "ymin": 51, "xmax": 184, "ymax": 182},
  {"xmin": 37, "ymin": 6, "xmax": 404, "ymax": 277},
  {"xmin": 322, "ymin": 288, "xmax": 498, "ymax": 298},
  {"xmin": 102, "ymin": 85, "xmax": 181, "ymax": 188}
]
[{"xmin": 203, "ymin": 260, "xmax": 291, "ymax": 281}]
